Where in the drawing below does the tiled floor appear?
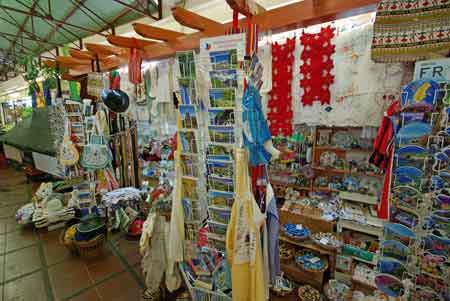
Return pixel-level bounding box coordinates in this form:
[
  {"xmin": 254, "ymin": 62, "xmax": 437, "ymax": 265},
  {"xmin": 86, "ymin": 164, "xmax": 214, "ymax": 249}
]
[{"xmin": 0, "ymin": 167, "xmax": 145, "ymax": 300}]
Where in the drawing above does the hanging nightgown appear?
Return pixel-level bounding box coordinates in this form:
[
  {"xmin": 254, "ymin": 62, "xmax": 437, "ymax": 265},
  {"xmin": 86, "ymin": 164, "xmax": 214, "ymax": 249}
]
[{"xmin": 226, "ymin": 148, "xmax": 267, "ymax": 301}]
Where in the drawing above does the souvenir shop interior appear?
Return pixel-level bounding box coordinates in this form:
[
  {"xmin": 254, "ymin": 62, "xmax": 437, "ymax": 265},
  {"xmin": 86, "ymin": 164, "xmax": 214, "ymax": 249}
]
[{"xmin": 0, "ymin": 0, "xmax": 450, "ymax": 300}]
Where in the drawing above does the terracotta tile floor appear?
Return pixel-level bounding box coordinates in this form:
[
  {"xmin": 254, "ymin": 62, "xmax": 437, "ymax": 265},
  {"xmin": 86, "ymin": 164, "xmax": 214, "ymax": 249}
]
[{"xmin": 0, "ymin": 167, "xmax": 145, "ymax": 300}]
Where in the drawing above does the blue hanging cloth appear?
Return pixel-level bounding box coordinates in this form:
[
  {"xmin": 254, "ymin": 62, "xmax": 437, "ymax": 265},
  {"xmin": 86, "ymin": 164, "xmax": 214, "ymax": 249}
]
[{"xmin": 242, "ymin": 83, "xmax": 272, "ymax": 166}]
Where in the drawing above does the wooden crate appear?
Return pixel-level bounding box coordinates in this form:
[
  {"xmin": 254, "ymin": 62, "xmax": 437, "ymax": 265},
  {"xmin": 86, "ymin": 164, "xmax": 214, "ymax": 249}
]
[
  {"xmin": 281, "ymin": 262, "xmax": 326, "ymax": 291},
  {"xmin": 279, "ymin": 210, "xmax": 336, "ymax": 234}
]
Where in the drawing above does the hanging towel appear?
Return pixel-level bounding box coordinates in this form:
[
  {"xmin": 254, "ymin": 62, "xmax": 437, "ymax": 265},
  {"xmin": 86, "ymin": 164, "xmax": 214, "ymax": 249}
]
[{"xmin": 226, "ymin": 148, "xmax": 267, "ymax": 301}]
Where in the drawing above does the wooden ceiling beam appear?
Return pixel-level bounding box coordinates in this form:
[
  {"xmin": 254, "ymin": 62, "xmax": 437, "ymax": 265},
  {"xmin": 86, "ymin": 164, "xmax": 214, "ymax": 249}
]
[
  {"xmin": 85, "ymin": 43, "xmax": 124, "ymax": 56},
  {"xmin": 68, "ymin": 48, "xmax": 111, "ymax": 60},
  {"xmin": 250, "ymin": 0, "xmax": 377, "ymax": 32},
  {"xmin": 66, "ymin": 0, "xmax": 378, "ymax": 73},
  {"xmin": 171, "ymin": 6, "xmax": 223, "ymax": 33},
  {"xmin": 42, "ymin": 60, "xmax": 57, "ymax": 68},
  {"xmin": 107, "ymin": 35, "xmax": 158, "ymax": 49},
  {"xmin": 133, "ymin": 23, "xmax": 186, "ymax": 42},
  {"xmin": 56, "ymin": 56, "xmax": 92, "ymax": 67}
]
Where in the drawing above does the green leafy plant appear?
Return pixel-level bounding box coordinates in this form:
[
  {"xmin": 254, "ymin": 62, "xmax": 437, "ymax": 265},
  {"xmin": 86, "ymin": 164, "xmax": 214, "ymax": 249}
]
[
  {"xmin": 18, "ymin": 56, "xmax": 62, "ymax": 95},
  {"xmin": 41, "ymin": 64, "xmax": 60, "ymax": 90},
  {"xmin": 19, "ymin": 56, "xmax": 40, "ymax": 95}
]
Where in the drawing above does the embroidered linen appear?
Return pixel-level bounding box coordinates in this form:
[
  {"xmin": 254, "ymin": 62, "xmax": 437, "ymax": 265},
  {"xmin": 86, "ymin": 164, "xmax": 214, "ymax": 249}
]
[
  {"xmin": 267, "ymin": 38, "xmax": 295, "ymax": 136},
  {"xmin": 300, "ymin": 26, "xmax": 335, "ymax": 106},
  {"xmin": 371, "ymin": 0, "xmax": 450, "ymax": 62},
  {"xmin": 295, "ymin": 24, "xmax": 410, "ymax": 127}
]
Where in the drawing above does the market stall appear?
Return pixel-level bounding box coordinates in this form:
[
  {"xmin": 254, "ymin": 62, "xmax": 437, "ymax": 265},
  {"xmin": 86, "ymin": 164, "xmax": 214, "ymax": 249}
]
[{"xmin": 5, "ymin": 0, "xmax": 450, "ymax": 300}]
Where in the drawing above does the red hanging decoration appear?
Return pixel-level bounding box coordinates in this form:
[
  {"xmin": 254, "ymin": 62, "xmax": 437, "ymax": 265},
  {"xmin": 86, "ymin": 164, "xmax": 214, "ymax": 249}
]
[
  {"xmin": 267, "ymin": 37, "xmax": 295, "ymax": 136},
  {"xmin": 129, "ymin": 47, "xmax": 142, "ymax": 84},
  {"xmin": 300, "ymin": 26, "xmax": 335, "ymax": 106}
]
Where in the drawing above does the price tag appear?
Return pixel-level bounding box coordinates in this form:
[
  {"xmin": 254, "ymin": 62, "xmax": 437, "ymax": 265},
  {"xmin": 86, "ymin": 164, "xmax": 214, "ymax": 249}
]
[{"xmin": 296, "ymin": 224, "xmax": 303, "ymax": 230}]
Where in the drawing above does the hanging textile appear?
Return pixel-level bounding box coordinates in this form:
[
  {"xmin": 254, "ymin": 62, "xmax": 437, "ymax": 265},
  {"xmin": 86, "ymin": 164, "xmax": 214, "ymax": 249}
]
[
  {"xmin": 109, "ymin": 71, "xmax": 121, "ymax": 90},
  {"xmin": 299, "ymin": 26, "xmax": 335, "ymax": 106},
  {"xmin": 267, "ymin": 38, "xmax": 295, "ymax": 136},
  {"xmin": 129, "ymin": 48, "xmax": 142, "ymax": 84},
  {"xmin": 369, "ymin": 100, "xmax": 400, "ymax": 219},
  {"xmin": 243, "ymin": 84, "xmax": 273, "ymax": 166},
  {"xmin": 226, "ymin": 148, "xmax": 267, "ymax": 301},
  {"xmin": 371, "ymin": 0, "xmax": 450, "ymax": 62}
]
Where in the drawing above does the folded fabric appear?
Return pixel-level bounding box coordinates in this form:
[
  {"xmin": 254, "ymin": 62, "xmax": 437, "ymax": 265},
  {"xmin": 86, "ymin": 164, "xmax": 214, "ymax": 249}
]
[{"xmin": 102, "ymin": 187, "xmax": 142, "ymax": 207}]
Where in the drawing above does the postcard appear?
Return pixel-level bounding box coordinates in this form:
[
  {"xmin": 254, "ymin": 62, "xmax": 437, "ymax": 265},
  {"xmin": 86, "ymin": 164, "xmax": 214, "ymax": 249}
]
[{"xmin": 209, "ymin": 88, "xmax": 236, "ymax": 108}]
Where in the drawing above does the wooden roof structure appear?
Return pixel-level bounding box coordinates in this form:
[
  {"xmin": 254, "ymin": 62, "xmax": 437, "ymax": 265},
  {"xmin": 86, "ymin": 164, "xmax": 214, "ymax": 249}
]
[{"xmin": 53, "ymin": 0, "xmax": 378, "ymax": 76}]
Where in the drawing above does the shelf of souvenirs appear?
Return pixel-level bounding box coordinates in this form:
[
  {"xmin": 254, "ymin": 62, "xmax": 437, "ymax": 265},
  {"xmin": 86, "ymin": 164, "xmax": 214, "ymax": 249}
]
[
  {"xmin": 351, "ymin": 278, "xmax": 377, "ymax": 291},
  {"xmin": 314, "ymin": 146, "xmax": 373, "ymax": 153},
  {"xmin": 338, "ymin": 220, "xmax": 383, "ymax": 238},
  {"xmin": 312, "ymin": 166, "xmax": 384, "ymax": 178},
  {"xmin": 279, "ymin": 235, "xmax": 337, "ymax": 255}
]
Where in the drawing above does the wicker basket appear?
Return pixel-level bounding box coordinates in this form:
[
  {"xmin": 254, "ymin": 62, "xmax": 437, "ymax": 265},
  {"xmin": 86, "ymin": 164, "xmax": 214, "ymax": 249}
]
[
  {"xmin": 59, "ymin": 228, "xmax": 78, "ymax": 255},
  {"xmin": 74, "ymin": 234, "xmax": 105, "ymax": 258}
]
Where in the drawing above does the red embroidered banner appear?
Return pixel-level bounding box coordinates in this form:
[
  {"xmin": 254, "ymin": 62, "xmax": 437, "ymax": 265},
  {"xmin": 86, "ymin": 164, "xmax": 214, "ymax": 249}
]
[
  {"xmin": 267, "ymin": 37, "xmax": 295, "ymax": 136},
  {"xmin": 300, "ymin": 26, "xmax": 335, "ymax": 106}
]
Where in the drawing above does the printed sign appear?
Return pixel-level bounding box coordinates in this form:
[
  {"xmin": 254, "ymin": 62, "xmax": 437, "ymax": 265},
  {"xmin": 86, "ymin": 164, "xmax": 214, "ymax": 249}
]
[{"xmin": 414, "ymin": 58, "xmax": 450, "ymax": 82}]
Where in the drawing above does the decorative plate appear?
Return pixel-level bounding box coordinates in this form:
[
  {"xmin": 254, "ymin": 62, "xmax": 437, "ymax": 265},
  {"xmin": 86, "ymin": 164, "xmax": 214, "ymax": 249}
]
[
  {"xmin": 320, "ymin": 151, "xmax": 337, "ymax": 167},
  {"xmin": 423, "ymin": 234, "xmax": 450, "ymax": 257},
  {"xmin": 381, "ymin": 240, "xmax": 410, "ymax": 262},
  {"xmin": 375, "ymin": 274, "xmax": 405, "ymax": 297},
  {"xmin": 396, "ymin": 122, "xmax": 432, "ymax": 140},
  {"xmin": 378, "ymin": 257, "xmax": 407, "ymax": 279},
  {"xmin": 331, "ymin": 131, "xmax": 353, "ymax": 149},
  {"xmin": 401, "ymin": 79, "xmax": 439, "ymax": 109},
  {"xmin": 384, "ymin": 223, "xmax": 416, "ymax": 245}
]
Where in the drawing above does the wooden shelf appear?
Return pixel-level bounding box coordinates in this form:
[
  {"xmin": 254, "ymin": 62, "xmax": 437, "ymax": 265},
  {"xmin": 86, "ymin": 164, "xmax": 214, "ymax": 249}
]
[
  {"xmin": 271, "ymin": 182, "xmax": 311, "ymax": 190},
  {"xmin": 339, "ymin": 191, "xmax": 378, "ymax": 205},
  {"xmin": 338, "ymin": 220, "xmax": 383, "ymax": 238},
  {"xmin": 315, "ymin": 146, "xmax": 372, "ymax": 153},
  {"xmin": 280, "ymin": 262, "xmax": 326, "ymax": 291},
  {"xmin": 313, "ymin": 166, "xmax": 384, "ymax": 178},
  {"xmin": 280, "ymin": 236, "xmax": 336, "ymax": 255},
  {"xmin": 350, "ymin": 255, "xmax": 378, "ymax": 266}
]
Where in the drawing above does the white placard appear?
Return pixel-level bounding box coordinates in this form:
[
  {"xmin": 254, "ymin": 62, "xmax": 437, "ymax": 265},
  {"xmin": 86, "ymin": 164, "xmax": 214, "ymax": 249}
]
[
  {"xmin": 414, "ymin": 58, "xmax": 450, "ymax": 82},
  {"xmin": 32, "ymin": 152, "xmax": 65, "ymax": 177},
  {"xmin": 199, "ymin": 33, "xmax": 246, "ymax": 61}
]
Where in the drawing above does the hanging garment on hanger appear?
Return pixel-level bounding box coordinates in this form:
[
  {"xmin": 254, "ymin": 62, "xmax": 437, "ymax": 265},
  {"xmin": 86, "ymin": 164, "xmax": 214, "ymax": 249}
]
[
  {"xmin": 300, "ymin": 26, "xmax": 335, "ymax": 106},
  {"xmin": 166, "ymin": 135, "xmax": 184, "ymax": 291},
  {"xmin": 226, "ymin": 148, "xmax": 267, "ymax": 301},
  {"xmin": 141, "ymin": 212, "xmax": 167, "ymax": 292},
  {"xmin": 369, "ymin": 100, "xmax": 400, "ymax": 219},
  {"xmin": 265, "ymin": 183, "xmax": 280, "ymax": 285},
  {"xmin": 267, "ymin": 37, "xmax": 295, "ymax": 136},
  {"xmin": 129, "ymin": 48, "xmax": 143, "ymax": 84},
  {"xmin": 243, "ymin": 84, "xmax": 273, "ymax": 166}
]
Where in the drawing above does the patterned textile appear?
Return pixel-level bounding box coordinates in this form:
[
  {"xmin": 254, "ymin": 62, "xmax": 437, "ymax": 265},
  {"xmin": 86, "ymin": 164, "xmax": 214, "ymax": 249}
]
[
  {"xmin": 372, "ymin": 0, "xmax": 450, "ymax": 62},
  {"xmin": 267, "ymin": 38, "xmax": 295, "ymax": 136},
  {"xmin": 300, "ymin": 26, "xmax": 335, "ymax": 106},
  {"xmin": 295, "ymin": 24, "xmax": 411, "ymax": 127}
]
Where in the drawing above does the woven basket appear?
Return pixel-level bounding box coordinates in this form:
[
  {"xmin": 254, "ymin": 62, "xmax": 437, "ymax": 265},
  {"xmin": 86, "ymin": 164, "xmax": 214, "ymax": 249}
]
[
  {"xmin": 74, "ymin": 234, "xmax": 105, "ymax": 258},
  {"xmin": 59, "ymin": 229, "xmax": 78, "ymax": 255}
]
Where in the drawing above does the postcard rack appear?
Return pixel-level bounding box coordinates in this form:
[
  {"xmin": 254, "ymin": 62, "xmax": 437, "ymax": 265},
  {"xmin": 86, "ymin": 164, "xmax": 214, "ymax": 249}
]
[{"xmin": 376, "ymin": 81, "xmax": 450, "ymax": 300}]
